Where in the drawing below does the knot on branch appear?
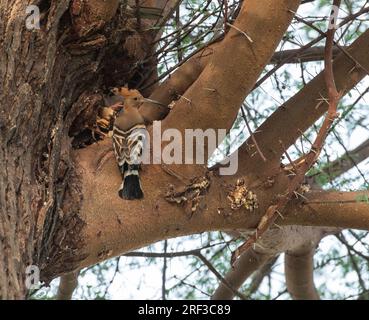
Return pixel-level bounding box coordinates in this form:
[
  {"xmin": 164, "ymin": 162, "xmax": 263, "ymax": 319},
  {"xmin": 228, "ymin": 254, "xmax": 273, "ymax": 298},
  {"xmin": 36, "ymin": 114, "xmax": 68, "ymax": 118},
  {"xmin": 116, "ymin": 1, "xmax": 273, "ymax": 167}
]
[
  {"xmin": 165, "ymin": 174, "xmax": 211, "ymax": 218},
  {"xmin": 227, "ymin": 179, "xmax": 258, "ymax": 211}
]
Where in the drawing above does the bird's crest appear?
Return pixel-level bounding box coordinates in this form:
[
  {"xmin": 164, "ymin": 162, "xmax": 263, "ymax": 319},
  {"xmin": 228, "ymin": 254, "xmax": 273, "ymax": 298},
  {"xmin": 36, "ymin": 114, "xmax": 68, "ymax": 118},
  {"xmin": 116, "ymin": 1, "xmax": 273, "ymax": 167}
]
[{"xmin": 113, "ymin": 87, "xmax": 143, "ymax": 99}]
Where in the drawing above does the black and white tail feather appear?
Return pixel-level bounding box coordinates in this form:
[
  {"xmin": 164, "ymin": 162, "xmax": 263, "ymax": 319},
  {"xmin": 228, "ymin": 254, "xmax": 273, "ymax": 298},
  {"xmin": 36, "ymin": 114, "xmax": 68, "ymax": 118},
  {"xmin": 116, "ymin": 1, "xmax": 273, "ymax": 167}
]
[{"xmin": 113, "ymin": 124, "xmax": 146, "ymax": 200}]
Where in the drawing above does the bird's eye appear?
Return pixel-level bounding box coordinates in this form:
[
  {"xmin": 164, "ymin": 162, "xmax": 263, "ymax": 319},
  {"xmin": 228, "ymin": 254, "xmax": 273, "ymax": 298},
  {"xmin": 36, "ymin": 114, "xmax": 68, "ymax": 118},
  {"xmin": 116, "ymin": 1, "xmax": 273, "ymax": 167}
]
[{"xmin": 134, "ymin": 97, "xmax": 138, "ymax": 101}]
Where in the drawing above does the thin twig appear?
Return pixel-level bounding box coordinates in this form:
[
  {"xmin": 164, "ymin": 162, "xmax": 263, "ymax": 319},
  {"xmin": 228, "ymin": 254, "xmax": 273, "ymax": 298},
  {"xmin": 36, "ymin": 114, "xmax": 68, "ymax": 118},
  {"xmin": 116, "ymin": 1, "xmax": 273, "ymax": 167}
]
[
  {"xmin": 162, "ymin": 240, "xmax": 168, "ymax": 300},
  {"xmin": 241, "ymin": 105, "xmax": 267, "ymax": 162}
]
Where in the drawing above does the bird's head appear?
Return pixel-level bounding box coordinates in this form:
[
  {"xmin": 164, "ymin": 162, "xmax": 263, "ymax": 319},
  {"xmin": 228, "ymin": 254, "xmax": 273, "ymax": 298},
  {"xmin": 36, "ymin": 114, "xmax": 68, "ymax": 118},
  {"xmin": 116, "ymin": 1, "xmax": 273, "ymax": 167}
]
[
  {"xmin": 111, "ymin": 87, "xmax": 166, "ymax": 109},
  {"xmin": 111, "ymin": 88, "xmax": 143, "ymax": 108}
]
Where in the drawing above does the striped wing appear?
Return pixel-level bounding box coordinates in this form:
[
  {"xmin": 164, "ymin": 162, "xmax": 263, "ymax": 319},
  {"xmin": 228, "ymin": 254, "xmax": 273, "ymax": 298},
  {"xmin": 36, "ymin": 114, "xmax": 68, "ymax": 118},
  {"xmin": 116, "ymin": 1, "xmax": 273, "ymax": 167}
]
[{"xmin": 113, "ymin": 124, "xmax": 146, "ymax": 170}]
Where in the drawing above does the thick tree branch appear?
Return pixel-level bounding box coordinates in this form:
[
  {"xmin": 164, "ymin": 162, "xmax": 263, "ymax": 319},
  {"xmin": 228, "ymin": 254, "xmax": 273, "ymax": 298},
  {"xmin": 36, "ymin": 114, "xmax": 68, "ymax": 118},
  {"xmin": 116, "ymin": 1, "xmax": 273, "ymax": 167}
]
[
  {"xmin": 231, "ymin": 4, "xmax": 342, "ymax": 262},
  {"xmin": 56, "ymin": 271, "xmax": 80, "ymax": 300},
  {"xmin": 271, "ymin": 46, "xmax": 342, "ymax": 64},
  {"xmin": 212, "ymin": 225, "xmax": 336, "ymax": 300},
  {"xmin": 246, "ymin": 256, "xmax": 278, "ymax": 297},
  {"xmin": 313, "ymin": 138, "xmax": 369, "ymax": 182},
  {"xmin": 139, "ymin": 43, "xmax": 218, "ymax": 122},
  {"xmin": 286, "ymin": 190, "xmax": 369, "ymax": 229},
  {"xmin": 285, "ymin": 247, "xmax": 320, "ymax": 300},
  {"xmin": 139, "ymin": 44, "xmax": 342, "ymax": 123},
  {"xmin": 67, "ymin": 137, "xmax": 369, "ymax": 277},
  {"xmin": 238, "ymin": 28, "xmax": 369, "ymax": 177},
  {"xmin": 160, "ymin": 0, "xmax": 301, "ymax": 160},
  {"xmin": 211, "ymin": 248, "xmax": 270, "ymax": 300}
]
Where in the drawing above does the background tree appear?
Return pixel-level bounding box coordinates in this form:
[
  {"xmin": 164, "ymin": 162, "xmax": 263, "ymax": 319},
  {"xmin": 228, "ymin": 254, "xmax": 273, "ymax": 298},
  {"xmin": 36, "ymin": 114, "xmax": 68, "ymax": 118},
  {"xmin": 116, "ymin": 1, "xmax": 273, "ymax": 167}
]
[{"xmin": 0, "ymin": 0, "xmax": 368, "ymax": 300}]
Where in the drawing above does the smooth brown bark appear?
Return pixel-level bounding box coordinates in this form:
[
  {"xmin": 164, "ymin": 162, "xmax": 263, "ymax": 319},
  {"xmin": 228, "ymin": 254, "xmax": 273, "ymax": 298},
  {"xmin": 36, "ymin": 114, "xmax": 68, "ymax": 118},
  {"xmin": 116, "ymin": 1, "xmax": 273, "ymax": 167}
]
[
  {"xmin": 74, "ymin": 135, "xmax": 369, "ymax": 270},
  {"xmin": 212, "ymin": 225, "xmax": 335, "ymax": 300},
  {"xmin": 238, "ymin": 29, "xmax": 369, "ymax": 178},
  {"xmin": 285, "ymin": 248, "xmax": 320, "ymax": 300},
  {"xmin": 139, "ymin": 44, "xmax": 337, "ymax": 123},
  {"xmin": 271, "ymin": 46, "xmax": 342, "ymax": 64},
  {"xmin": 162, "ymin": 0, "xmax": 301, "ymax": 146},
  {"xmin": 212, "ymin": 249, "xmax": 270, "ymax": 300},
  {"xmin": 139, "ymin": 43, "xmax": 218, "ymax": 122},
  {"xmin": 56, "ymin": 271, "xmax": 79, "ymax": 300},
  {"xmin": 286, "ymin": 191, "xmax": 369, "ymax": 230}
]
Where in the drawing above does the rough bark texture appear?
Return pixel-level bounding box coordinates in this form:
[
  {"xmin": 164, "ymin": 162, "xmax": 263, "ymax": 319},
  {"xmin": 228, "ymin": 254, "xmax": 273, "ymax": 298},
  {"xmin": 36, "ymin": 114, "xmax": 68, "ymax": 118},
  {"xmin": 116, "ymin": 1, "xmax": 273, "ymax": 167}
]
[
  {"xmin": 0, "ymin": 0, "xmax": 172, "ymax": 299},
  {"xmin": 1, "ymin": 0, "xmax": 369, "ymax": 300}
]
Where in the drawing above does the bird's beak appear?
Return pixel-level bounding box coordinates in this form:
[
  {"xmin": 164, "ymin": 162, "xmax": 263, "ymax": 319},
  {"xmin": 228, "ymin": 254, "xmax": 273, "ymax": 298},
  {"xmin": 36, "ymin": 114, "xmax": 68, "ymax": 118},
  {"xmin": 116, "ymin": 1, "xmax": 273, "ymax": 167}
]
[{"xmin": 142, "ymin": 98, "xmax": 167, "ymax": 107}]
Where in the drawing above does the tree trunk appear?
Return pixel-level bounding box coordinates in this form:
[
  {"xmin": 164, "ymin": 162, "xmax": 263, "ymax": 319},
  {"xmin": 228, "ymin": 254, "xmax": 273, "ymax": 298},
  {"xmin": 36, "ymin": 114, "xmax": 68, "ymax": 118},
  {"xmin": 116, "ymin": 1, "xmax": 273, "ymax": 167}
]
[{"xmin": 0, "ymin": 0, "xmax": 160, "ymax": 299}]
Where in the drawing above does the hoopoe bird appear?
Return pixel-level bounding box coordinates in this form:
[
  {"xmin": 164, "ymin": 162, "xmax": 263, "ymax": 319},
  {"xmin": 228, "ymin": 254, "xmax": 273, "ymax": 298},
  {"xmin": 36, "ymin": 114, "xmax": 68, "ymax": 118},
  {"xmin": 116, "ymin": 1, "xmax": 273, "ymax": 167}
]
[{"xmin": 111, "ymin": 87, "xmax": 162, "ymax": 200}]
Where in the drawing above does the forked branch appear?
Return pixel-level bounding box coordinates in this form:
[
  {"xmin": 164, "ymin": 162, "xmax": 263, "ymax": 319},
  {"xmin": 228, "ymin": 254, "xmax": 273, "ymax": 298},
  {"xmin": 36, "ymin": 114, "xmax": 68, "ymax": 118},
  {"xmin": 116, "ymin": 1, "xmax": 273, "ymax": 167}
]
[{"xmin": 231, "ymin": 0, "xmax": 342, "ymax": 266}]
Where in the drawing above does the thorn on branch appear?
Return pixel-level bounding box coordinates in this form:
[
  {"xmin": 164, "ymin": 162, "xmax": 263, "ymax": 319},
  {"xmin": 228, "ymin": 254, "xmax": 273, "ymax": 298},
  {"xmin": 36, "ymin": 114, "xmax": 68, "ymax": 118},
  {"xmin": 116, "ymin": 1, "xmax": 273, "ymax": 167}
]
[
  {"xmin": 203, "ymin": 87, "xmax": 217, "ymax": 92},
  {"xmin": 230, "ymin": 0, "xmax": 344, "ymax": 271},
  {"xmin": 226, "ymin": 22, "xmax": 253, "ymax": 43},
  {"xmin": 317, "ymin": 94, "xmax": 329, "ymax": 105},
  {"xmin": 315, "ymin": 100, "xmax": 325, "ymax": 110},
  {"xmin": 279, "ymin": 139, "xmax": 297, "ymax": 172},
  {"xmin": 349, "ymin": 65, "xmax": 357, "ymax": 74},
  {"xmin": 179, "ymin": 95, "xmax": 192, "ymax": 104},
  {"xmin": 241, "ymin": 106, "xmax": 267, "ymax": 162},
  {"xmin": 310, "ymin": 148, "xmax": 318, "ymax": 155},
  {"xmin": 276, "ymin": 210, "xmax": 285, "ymax": 220},
  {"xmin": 273, "ymin": 223, "xmax": 282, "ymax": 230},
  {"xmin": 293, "ymin": 190, "xmax": 309, "ymax": 201}
]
